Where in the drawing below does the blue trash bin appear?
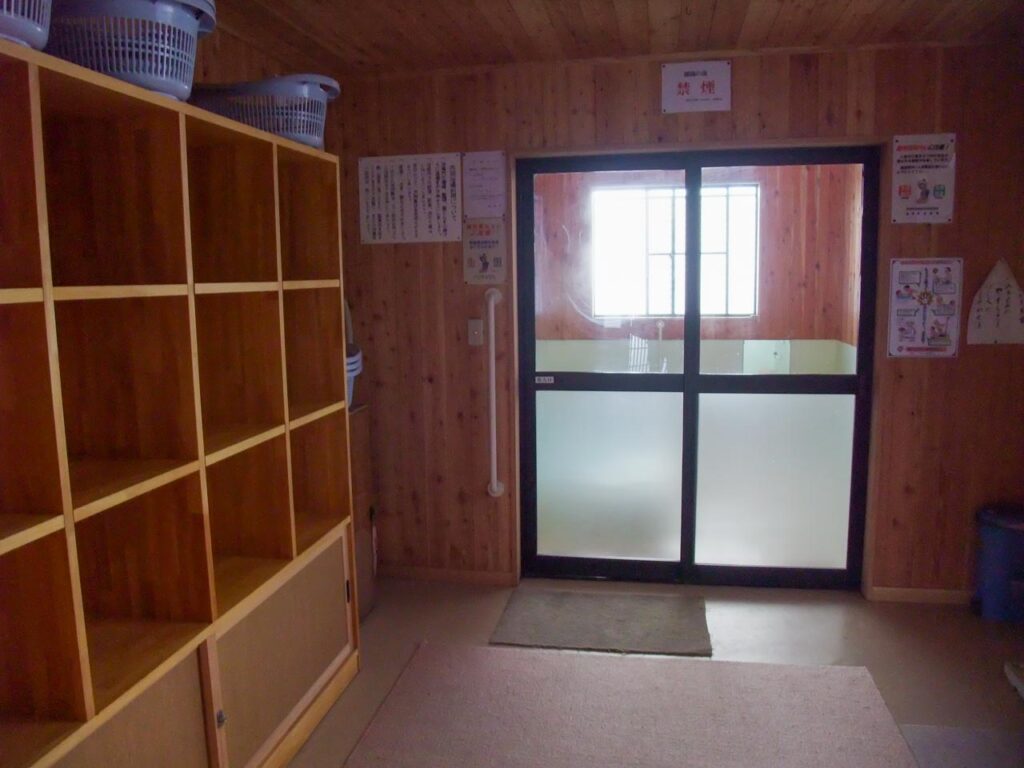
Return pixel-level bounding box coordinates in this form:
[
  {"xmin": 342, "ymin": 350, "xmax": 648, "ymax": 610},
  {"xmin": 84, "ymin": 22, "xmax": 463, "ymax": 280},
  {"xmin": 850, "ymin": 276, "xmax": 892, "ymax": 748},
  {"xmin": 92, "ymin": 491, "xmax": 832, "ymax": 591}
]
[{"xmin": 975, "ymin": 504, "xmax": 1024, "ymax": 622}]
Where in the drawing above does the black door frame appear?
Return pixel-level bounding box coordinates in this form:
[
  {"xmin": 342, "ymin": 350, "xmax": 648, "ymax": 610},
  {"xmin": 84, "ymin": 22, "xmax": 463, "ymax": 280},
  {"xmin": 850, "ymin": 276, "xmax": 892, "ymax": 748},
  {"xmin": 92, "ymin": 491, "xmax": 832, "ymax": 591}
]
[{"xmin": 516, "ymin": 146, "xmax": 880, "ymax": 589}]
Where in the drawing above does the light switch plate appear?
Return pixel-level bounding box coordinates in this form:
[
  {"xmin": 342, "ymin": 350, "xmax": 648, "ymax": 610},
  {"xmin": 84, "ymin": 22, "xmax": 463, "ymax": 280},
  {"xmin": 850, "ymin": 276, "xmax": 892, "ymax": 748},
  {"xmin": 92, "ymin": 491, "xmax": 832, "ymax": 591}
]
[{"xmin": 468, "ymin": 318, "xmax": 484, "ymax": 347}]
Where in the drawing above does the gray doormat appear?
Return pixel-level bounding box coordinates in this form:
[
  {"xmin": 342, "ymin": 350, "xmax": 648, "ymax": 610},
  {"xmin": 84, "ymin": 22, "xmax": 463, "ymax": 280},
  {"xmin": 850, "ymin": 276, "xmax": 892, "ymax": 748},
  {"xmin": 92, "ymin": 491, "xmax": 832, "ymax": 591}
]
[{"xmin": 490, "ymin": 588, "xmax": 712, "ymax": 656}]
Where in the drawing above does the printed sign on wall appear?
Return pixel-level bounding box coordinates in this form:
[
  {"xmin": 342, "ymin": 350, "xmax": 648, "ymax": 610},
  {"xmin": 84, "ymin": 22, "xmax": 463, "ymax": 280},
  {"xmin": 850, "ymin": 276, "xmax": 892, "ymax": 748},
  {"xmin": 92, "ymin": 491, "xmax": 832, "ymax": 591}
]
[
  {"xmin": 359, "ymin": 153, "xmax": 462, "ymax": 244},
  {"xmin": 463, "ymin": 218, "xmax": 506, "ymax": 285},
  {"xmin": 463, "ymin": 151, "xmax": 506, "ymax": 219},
  {"xmin": 888, "ymin": 258, "xmax": 963, "ymax": 358},
  {"xmin": 892, "ymin": 134, "xmax": 956, "ymax": 224},
  {"xmin": 661, "ymin": 60, "xmax": 731, "ymax": 113},
  {"xmin": 967, "ymin": 259, "xmax": 1024, "ymax": 345}
]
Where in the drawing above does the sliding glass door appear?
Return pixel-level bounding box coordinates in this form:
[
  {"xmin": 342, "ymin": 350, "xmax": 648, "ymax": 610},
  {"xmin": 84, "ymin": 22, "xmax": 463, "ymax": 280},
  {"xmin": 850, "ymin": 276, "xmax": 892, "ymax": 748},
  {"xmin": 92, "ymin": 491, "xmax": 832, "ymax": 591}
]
[{"xmin": 517, "ymin": 148, "xmax": 878, "ymax": 587}]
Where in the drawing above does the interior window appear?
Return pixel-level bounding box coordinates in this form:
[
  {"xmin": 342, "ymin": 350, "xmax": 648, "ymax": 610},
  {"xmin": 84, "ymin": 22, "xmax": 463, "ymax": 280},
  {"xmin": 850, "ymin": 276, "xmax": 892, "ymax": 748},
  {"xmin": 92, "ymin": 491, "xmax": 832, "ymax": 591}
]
[{"xmin": 591, "ymin": 184, "xmax": 759, "ymax": 317}]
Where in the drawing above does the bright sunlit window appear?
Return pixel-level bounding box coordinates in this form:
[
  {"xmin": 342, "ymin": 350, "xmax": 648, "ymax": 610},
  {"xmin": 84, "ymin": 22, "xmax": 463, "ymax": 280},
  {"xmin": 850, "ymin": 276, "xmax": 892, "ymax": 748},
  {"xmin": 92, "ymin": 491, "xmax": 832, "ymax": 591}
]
[{"xmin": 591, "ymin": 185, "xmax": 759, "ymax": 317}]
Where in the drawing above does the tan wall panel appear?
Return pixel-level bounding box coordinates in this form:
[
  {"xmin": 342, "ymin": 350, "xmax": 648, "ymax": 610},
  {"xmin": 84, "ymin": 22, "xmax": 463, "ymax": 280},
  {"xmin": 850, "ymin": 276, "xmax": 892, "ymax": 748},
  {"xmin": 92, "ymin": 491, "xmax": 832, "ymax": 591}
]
[
  {"xmin": 218, "ymin": 536, "xmax": 351, "ymax": 767},
  {"xmin": 55, "ymin": 653, "xmax": 208, "ymax": 768}
]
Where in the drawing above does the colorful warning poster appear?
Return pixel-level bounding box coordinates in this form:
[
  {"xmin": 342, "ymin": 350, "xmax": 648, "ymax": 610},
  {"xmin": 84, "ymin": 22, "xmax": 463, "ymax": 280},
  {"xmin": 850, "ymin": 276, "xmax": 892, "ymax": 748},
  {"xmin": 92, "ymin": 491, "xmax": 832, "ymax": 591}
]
[
  {"xmin": 463, "ymin": 218, "xmax": 506, "ymax": 285},
  {"xmin": 359, "ymin": 153, "xmax": 462, "ymax": 243},
  {"xmin": 888, "ymin": 258, "xmax": 963, "ymax": 358},
  {"xmin": 892, "ymin": 134, "xmax": 956, "ymax": 224}
]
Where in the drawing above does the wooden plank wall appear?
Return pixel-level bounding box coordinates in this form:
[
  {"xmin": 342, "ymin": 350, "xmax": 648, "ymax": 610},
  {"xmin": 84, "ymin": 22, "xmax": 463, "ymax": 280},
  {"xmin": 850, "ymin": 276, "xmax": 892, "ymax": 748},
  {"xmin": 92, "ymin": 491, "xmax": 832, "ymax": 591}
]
[
  {"xmin": 195, "ymin": 31, "xmax": 292, "ymax": 84},
  {"xmin": 533, "ymin": 165, "xmax": 862, "ymax": 344},
  {"xmin": 337, "ymin": 42, "xmax": 1024, "ymax": 592}
]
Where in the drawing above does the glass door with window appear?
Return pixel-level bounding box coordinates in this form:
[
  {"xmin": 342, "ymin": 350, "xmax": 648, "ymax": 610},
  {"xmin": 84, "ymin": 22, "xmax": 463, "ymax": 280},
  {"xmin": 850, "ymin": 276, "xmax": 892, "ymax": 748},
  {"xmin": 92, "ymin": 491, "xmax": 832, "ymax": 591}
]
[{"xmin": 517, "ymin": 148, "xmax": 878, "ymax": 587}]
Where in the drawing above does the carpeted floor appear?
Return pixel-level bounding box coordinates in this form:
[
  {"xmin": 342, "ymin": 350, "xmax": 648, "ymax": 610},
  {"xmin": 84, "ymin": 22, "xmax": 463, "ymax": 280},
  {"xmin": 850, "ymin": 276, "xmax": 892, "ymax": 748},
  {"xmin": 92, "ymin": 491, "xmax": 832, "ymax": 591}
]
[
  {"xmin": 490, "ymin": 588, "xmax": 712, "ymax": 656},
  {"xmin": 345, "ymin": 644, "xmax": 917, "ymax": 768},
  {"xmin": 900, "ymin": 725, "xmax": 1024, "ymax": 768}
]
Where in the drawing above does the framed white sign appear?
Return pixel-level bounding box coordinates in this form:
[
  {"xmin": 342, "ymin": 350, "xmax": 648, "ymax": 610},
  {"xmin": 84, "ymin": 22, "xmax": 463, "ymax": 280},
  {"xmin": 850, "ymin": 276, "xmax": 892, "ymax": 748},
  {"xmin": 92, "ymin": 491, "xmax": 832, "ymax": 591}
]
[
  {"xmin": 892, "ymin": 134, "xmax": 956, "ymax": 224},
  {"xmin": 359, "ymin": 153, "xmax": 462, "ymax": 244},
  {"xmin": 463, "ymin": 151, "xmax": 506, "ymax": 219},
  {"xmin": 661, "ymin": 60, "xmax": 731, "ymax": 113}
]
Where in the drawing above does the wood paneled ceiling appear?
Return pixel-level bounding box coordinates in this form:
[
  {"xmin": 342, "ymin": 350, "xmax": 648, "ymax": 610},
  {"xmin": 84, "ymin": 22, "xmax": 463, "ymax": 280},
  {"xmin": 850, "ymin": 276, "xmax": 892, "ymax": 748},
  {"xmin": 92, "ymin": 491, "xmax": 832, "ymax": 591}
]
[{"xmin": 216, "ymin": 0, "xmax": 1024, "ymax": 76}]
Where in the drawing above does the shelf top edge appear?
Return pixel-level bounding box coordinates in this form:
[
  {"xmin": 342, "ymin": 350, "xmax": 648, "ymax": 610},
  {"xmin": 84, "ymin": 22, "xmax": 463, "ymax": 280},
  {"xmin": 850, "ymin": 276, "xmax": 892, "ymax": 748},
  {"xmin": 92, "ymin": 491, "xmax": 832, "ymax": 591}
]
[{"xmin": 0, "ymin": 40, "xmax": 339, "ymax": 166}]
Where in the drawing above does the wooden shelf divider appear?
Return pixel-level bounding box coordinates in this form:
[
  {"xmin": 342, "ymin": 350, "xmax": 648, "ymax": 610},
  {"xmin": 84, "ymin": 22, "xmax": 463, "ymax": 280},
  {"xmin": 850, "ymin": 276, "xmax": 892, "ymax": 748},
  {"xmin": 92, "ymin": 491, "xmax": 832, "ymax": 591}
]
[
  {"xmin": 0, "ymin": 288, "xmax": 44, "ymax": 305},
  {"xmin": 69, "ymin": 458, "xmax": 200, "ymax": 522},
  {"xmin": 0, "ymin": 513, "xmax": 68, "ymax": 558}
]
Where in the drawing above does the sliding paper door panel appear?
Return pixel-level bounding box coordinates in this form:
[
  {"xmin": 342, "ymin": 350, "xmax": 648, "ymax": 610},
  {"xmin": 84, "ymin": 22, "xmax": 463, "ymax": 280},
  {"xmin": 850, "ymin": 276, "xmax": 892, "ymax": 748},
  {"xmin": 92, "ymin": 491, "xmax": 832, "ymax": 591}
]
[
  {"xmin": 695, "ymin": 394, "xmax": 855, "ymax": 568},
  {"xmin": 537, "ymin": 390, "xmax": 683, "ymax": 561}
]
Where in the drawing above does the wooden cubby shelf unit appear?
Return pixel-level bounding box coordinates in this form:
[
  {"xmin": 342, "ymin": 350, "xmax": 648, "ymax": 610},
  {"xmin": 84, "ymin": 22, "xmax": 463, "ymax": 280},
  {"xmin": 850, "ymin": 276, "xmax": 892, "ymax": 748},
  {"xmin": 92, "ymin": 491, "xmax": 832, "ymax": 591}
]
[
  {"xmin": 0, "ymin": 532, "xmax": 88, "ymax": 767},
  {"xmin": 290, "ymin": 410, "xmax": 351, "ymax": 554},
  {"xmin": 196, "ymin": 290, "xmax": 286, "ymax": 458},
  {"xmin": 208, "ymin": 435, "xmax": 293, "ymax": 616},
  {"xmin": 38, "ymin": 69, "xmax": 188, "ymax": 288},
  {"xmin": 284, "ymin": 287, "xmax": 347, "ymax": 423},
  {"xmin": 75, "ymin": 475, "xmax": 213, "ymax": 712},
  {"xmin": 0, "ymin": 37, "xmax": 355, "ymax": 768},
  {"xmin": 0, "ymin": 303, "xmax": 64, "ymax": 556},
  {"xmin": 186, "ymin": 117, "xmax": 278, "ymax": 284},
  {"xmin": 55, "ymin": 296, "xmax": 199, "ymax": 520},
  {"xmin": 0, "ymin": 58, "xmax": 42, "ymax": 290},
  {"xmin": 278, "ymin": 146, "xmax": 342, "ymax": 282}
]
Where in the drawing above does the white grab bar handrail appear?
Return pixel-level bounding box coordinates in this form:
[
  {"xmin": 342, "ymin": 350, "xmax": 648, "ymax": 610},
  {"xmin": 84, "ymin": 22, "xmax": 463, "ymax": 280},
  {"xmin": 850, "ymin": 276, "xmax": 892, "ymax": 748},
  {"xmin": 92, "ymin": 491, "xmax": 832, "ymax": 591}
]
[{"xmin": 486, "ymin": 288, "xmax": 505, "ymax": 498}]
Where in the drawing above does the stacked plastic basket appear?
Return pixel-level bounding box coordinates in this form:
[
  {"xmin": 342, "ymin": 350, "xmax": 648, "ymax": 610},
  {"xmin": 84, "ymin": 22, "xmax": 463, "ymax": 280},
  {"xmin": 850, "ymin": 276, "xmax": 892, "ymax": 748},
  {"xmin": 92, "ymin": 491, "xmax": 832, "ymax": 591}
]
[
  {"xmin": 46, "ymin": 0, "xmax": 216, "ymax": 100},
  {"xmin": 191, "ymin": 74, "xmax": 340, "ymax": 149},
  {"xmin": 0, "ymin": 1, "xmax": 52, "ymax": 49},
  {"xmin": 346, "ymin": 346, "xmax": 363, "ymax": 405}
]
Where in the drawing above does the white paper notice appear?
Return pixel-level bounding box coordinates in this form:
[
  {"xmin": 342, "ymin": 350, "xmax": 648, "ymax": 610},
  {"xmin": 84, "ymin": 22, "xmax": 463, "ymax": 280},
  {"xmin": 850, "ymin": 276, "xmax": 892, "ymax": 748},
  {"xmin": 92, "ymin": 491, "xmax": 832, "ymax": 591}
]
[
  {"xmin": 892, "ymin": 134, "xmax": 956, "ymax": 224},
  {"xmin": 661, "ymin": 60, "xmax": 731, "ymax": 113},
  {"xmin": 359, "ymin": 153, "xmax": 462, "ymax": 244},
  {"xmin": 967, "ymin": 259, "xmax": 1024, "ymax": 345},
  {"xmin": 888, "ymin": 258, "xmax": 963, "ymax": 358},
  {"xmin": 463, "ymin": 151, "xmax": 506, "ymax": 219},
  {"xmin": 463, "ymin": 218, "xmax": 506, "ymax": 285}
]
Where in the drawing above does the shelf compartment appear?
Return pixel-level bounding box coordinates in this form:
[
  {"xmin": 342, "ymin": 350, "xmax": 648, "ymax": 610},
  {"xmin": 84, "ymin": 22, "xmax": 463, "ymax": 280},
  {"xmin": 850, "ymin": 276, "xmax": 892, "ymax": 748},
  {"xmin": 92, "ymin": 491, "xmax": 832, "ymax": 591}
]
[
  {"xmin": 75, "ymin": 474, "xmax": 212, "ymax": 712},
  {"xmin": 290, "ymin": 410, "xmax": 350, "ymax": 554},
  {"xmin": 186, "ymin": 117, "xmax": 278, "ymax": 283},
  {"xmin": 278, "ymin": 147, "xmax": 340, "ymax": 281},
  {"xmin": 0, "ymin": 531, "xmax": 89, "ymax": 767},
  {"xmin": 55, "ymin": 297, "xmax": 199, "ymax": 511},
  {"xmin": 38, "ymin": 68, "xmax": 187, "ymax": 286},
  {"xmin": 0, "ymin": 58, "xmax": 42, "ymax": 290},
  {"xmin": 196, "ymin": 291, "xmax": 285, "ymax": 457},
  {"xmin": 207, "ymin": 435, "xmax": 293, "ymax": 615},
  {"xmin": 0, "ymin": 303, "xmax": 65, "ymax": 551},
  {"xmin": 283, "ymin": 287, "xmax": 345, "ymax": 419}
]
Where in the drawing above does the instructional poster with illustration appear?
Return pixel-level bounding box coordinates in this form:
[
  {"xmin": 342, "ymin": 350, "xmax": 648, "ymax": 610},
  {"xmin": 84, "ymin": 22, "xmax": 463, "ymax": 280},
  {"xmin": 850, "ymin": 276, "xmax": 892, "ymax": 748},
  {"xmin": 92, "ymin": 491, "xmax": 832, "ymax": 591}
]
[
  {"xmin": 892, "ymin": 134, "xmax": 956, "ymax": 224},
  {"xmin": 463, "ymin": 218, "xmax": 506, "ymax": 285},
  {"xmin": 888, "ymin": 258, "xmax": 963, "ymax": 358}
]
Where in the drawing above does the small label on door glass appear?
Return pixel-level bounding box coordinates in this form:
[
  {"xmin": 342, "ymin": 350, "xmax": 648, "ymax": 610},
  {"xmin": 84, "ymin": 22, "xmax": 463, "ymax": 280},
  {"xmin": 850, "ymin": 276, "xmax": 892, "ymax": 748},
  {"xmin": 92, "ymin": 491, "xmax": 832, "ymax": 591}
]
[{"xmin": 535, "ymin": 376, "xmax": 555, "ymax": 385}]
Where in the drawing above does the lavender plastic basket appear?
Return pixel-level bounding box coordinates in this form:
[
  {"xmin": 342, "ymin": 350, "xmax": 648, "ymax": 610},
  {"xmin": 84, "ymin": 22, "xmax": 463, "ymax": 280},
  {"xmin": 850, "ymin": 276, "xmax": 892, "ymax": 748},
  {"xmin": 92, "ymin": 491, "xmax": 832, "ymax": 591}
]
[
  {"xmin": 48, "ymin": 0, "xmax": 216, "ymax": 100},
  {"xmin": 0, "ymin": 0, "xmax": 52, "ymax": 49},
  {"xmin": 191, "ymin": 74, "xmax": 340, "ymax": 149}
]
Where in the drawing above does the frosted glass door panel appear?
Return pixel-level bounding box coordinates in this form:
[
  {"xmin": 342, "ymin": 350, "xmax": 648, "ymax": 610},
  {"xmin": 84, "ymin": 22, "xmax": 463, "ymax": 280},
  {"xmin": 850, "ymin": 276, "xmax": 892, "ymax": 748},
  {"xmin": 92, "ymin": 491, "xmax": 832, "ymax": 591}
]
[
  {"xmin": 537, "ymin": 391, "xmax": 683, "ymax": 561},
  {"xmin": 695, "ymin": 394, "xmax": 855, "ymax": 568}
]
